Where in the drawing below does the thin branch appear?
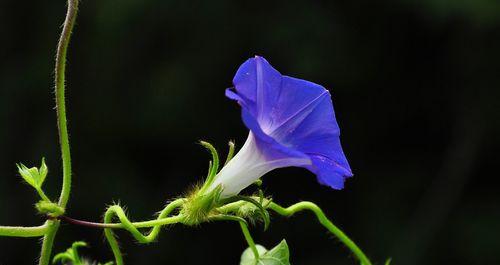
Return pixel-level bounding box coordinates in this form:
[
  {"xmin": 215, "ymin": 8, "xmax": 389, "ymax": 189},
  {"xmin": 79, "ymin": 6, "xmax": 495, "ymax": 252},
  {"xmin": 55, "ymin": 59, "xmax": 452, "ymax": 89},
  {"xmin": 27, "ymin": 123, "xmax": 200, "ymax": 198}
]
[{"xmin": 0, "ymin": 224, "xmax": 48, "ymax": 237}]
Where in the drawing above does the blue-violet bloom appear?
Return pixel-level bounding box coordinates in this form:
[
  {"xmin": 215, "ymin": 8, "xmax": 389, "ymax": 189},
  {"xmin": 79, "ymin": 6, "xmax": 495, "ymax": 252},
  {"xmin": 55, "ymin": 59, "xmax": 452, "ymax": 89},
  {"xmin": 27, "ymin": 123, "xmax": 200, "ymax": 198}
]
[{"xmin": 208, "ymin": 56, "xmax": 352, "ymax": 197}]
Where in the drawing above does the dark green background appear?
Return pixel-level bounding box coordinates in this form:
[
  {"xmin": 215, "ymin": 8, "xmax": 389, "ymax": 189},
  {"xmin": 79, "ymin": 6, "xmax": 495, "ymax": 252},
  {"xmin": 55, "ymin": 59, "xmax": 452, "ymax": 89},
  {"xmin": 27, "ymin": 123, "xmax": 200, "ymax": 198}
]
[{"xmin": 1, "ymin": 1, "xmax": 499, "ymax": 264}]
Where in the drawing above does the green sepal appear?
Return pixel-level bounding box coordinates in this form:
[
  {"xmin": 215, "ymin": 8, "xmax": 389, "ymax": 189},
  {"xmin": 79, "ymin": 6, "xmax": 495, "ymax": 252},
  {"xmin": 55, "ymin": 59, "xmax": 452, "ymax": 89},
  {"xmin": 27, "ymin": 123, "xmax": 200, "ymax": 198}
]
[
  {"xmin": 224, "ymin": 140, "xmax": 236, "ymax": 165},
  {"xmin": 240, "ymin": 240, "xmax": 291, "ymax": 265},
  {"xmin": 385, "ymin": 258, "xmax": 392, "ymax": 265},
  {"xmin": 199, "ymin": 141, "xmax": 220, "ymax": 185}
]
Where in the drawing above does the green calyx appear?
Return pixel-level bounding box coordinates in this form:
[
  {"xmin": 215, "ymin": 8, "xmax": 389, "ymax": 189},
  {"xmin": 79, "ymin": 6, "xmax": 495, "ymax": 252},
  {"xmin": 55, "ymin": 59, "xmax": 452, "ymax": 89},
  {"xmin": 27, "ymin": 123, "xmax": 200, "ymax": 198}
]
[
  {"xmin": 180, "ymin": 140, "xmax": 274, "ymax": 228},
  {"xmin": 178, "ymin": 140, "xmax": 236, "ymax": 225},
  {"xmin": 180, "ymin": 185, "xmax": 223, "ymax": 225}
]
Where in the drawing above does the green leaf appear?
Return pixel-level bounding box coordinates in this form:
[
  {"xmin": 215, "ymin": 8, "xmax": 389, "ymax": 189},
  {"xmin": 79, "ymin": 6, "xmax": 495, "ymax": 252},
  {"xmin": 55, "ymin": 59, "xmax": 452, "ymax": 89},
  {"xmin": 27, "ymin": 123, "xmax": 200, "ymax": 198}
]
[
  {"xmin": 17, "ymin": 158, "xmax": 48, "ymax": 188},
  {"xmin": 17, "ymin": 163, "xmax": 37, "ymax": 188},
  {"xmin": 240, "ymin": 245, "xmax": 267, "ymax": 265},
  {"xmin": 240, "ymin": 240, "xmax": 291, "ymax": 265},
  {"xmin": 39, "ymin": 157, "xmax": 48, "ymax": 186}
]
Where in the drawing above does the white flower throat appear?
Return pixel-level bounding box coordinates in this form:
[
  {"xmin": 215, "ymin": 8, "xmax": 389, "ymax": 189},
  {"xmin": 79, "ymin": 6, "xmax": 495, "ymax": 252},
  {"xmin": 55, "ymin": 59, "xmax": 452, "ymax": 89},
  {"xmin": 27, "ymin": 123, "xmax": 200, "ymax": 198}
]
[{"xmin": 207, "ymin": 132, "xmax": 310, "ymax": 197}]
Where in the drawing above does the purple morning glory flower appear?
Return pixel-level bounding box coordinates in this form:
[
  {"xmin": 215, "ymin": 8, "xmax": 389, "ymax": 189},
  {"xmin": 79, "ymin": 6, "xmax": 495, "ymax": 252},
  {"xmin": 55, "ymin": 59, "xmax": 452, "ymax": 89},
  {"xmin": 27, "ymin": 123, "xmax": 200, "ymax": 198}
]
[{"xmin": 208, "ymin": 56, "xmax": 352, "ymax": 197}]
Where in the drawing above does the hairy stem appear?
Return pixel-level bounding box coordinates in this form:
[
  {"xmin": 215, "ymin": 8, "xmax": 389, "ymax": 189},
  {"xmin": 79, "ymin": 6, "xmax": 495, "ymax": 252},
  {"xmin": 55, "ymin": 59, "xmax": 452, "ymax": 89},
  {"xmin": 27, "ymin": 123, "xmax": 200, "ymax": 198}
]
[
  {"xmin": 206, "ymin": 214, "xmax": 259, "ymax": 260},
  {"xmin": 39, "ymin": 221, "xmax": 60, "ymax": 265},
  {"xmin": 0, "ymin": 224, "xmax": 48, "ymax": 237},
  {"xmin": 268, "ymin": 201, "xmax": 372, "ymax": 265},
  {"xmin": 56, "ymin": 0, "xmax": 78, "ymax": 210},
  {"xmin": 239, "ymin": 221, "xmax": 260, "ymax": 260},
  {"xmin": 36, "ymin": 187, "xmax": 51, "ymax": 203},
  {"xmin": 39, "ymin": 0, "xmax": 79, "ymax": 264}
]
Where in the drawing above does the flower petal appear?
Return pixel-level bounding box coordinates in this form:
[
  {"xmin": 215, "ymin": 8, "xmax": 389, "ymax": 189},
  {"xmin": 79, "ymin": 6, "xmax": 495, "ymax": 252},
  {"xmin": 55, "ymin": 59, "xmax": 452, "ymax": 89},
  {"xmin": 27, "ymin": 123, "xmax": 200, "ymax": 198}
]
[{"xmin": 228, "ymin": 56, "xmax": 353, "ymax": 189}]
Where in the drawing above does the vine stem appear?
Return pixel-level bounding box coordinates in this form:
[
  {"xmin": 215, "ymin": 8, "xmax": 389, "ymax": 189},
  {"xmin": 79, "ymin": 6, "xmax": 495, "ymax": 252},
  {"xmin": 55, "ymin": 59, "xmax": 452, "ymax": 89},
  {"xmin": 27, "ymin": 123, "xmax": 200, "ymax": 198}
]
[
  {"xmin": 56, "ymin": 212, "xmax": 184, "ymax": 229},
  {"xmin": 0, "ymin": 224, "xmax": 48, "ymax": 237},
  {"xmin": 56, "ymin": 0, "xmax": 78, "ymax": 210},
  {"xmin": 104, "ymin": 199, "xmax": 185, "ymax": 265},
  {"xmin": 239, "ymin": 221, "xmax": 260, "ymax": 260},
  {"xmin": 268, "ymin": 201, "xmax": 373, "ymax": 265},
  {"xmin": 39, "ymin": 0, "xmax": 79, "ymax": 264},
  {"xmin": 39, "ymin": 221, "xmax": 60, "ymax": 265}
]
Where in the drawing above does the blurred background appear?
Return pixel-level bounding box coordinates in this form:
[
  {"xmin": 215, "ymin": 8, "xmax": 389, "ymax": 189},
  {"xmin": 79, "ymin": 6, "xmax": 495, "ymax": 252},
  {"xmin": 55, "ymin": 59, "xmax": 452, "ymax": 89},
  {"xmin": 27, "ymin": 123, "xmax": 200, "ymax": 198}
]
[{"xmin": 1, "ymin": 0, "xmax": 499, "ymax": 264}]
